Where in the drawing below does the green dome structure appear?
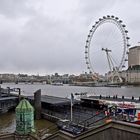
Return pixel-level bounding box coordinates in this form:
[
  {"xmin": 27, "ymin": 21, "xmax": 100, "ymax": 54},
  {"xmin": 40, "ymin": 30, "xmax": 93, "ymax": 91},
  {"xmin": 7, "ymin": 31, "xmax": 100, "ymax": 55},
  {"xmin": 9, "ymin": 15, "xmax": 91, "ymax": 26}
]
[{"xmin": 15, "ymin": 99, "xmax": 35, "ymax": 135}]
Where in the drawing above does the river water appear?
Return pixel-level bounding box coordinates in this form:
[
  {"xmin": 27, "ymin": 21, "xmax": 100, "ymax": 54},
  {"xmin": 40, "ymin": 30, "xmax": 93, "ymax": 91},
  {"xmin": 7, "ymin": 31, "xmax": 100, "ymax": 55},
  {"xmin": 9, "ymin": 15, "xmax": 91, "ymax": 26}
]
[
  {"xmin": 0, "ymin": 83, "xmax": 140, "ymax": 133},
  {"xmin": 1, "ymin": 83, "xmax": 140, "ymax": 98}
]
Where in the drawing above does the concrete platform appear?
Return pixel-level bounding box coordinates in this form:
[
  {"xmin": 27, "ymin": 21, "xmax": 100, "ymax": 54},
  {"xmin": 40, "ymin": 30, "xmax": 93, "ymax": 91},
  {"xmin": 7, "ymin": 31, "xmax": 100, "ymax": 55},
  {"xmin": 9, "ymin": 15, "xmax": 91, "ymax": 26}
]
[{"xmin": 27, "ymin": 95, "xmax": 77, "ymax": 105}]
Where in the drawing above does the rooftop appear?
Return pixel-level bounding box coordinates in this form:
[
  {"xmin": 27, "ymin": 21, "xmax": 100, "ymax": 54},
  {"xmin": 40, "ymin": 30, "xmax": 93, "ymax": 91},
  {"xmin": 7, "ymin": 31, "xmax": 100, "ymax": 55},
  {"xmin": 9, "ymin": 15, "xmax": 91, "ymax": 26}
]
[
  {"xmin": 16, "ymin": 98, "xmax": 34, "ymax": 112},
  {"xmin": 129, "ymin": 45, "xmax": 140, "ymax": 50},
  {"xmin": 27, "ymin": 95, "xmax": 74, "ymax": 106}
]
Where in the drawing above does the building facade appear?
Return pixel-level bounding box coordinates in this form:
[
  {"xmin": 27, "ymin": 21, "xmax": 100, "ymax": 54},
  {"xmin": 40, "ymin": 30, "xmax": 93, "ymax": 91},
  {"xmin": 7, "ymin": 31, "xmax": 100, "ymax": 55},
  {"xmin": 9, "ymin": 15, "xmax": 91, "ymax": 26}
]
[
  {"xmin": 128, "ymin": 45, "xmax": 140, "ymax": 67},
  {"xmin": 127, "ymin": 45, "xmax": 140, "ymax": 84}
]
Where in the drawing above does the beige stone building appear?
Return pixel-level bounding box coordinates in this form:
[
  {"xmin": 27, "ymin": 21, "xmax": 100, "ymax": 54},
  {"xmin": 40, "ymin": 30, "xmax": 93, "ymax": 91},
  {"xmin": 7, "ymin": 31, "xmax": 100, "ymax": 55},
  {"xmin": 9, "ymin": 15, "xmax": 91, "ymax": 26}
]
[
  {"xmin": 126, "ymin": 45, "xmax": 140, "ymax": 84},
  {"xmin": 128, "ymin": 45, "xmax": 140, "ymax": 67}
]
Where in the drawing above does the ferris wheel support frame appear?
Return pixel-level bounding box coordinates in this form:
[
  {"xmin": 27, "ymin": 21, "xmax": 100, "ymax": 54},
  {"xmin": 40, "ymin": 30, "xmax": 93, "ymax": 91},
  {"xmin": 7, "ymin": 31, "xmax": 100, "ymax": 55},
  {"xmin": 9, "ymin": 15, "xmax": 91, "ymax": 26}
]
[{"xmin": 102, "ymin": 48, "xmax": 123, "ymax": 83}]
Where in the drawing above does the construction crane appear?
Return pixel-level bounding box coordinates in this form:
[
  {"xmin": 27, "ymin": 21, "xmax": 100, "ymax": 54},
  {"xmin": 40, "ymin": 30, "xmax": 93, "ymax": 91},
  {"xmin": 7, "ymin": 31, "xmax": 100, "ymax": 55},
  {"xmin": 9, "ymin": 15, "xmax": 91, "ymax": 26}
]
[{"xmin": 102, "ymin": 48, "xmax": 123, "ymax": 83}]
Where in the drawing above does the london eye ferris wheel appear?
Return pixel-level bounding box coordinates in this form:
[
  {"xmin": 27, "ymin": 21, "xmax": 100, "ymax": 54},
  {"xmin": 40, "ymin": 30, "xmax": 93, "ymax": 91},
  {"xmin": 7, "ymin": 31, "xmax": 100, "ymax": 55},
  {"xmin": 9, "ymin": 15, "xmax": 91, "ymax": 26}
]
[{"xmin": 85, "ymin": 15, "xmax": 130, "ymax": 82}]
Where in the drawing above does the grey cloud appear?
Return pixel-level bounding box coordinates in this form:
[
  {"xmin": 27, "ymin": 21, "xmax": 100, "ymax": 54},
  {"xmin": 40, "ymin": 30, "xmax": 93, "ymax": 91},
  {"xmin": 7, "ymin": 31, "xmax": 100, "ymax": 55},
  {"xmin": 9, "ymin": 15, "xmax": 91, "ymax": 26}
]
[
  {"xmin": 0, "ymin": 0, "xmax": 36, "ymax": 18},
  {"xmin": 0, "ymin": 11, "xmax": 86, "ymax": 74},
  {"xmin": 0, "ymin": 0, "xmax": 139, "ymax": 75}
]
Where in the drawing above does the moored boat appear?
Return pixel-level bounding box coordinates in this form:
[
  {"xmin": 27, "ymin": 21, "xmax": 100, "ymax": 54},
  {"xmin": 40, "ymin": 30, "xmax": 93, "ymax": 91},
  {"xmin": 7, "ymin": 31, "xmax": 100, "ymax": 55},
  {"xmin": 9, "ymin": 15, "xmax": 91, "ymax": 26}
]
[{"xmin": 51, "ymin": 82, "xmax": 63, "ymax": 86}]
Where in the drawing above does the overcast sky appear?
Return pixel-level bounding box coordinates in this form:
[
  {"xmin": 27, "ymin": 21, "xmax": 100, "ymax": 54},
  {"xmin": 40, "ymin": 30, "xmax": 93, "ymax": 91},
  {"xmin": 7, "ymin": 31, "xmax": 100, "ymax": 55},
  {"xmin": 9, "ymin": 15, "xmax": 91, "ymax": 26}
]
[{"xmin": 0, "ymin": 0, "xmax": 139, "ymax": 75}]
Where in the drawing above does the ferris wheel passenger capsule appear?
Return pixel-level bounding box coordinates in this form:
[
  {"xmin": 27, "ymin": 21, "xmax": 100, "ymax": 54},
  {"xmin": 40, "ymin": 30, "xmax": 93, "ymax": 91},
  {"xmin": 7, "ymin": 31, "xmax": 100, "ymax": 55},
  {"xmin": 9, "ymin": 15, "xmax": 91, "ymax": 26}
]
[
  {"xmin": 90, "ymin": 30, "xmax": 93, "ymax": 32},
  {"xmin": 89, "ymin": 71, "xmax": 92, "ymax": 74},
  {"xmin": 126, "ymin": 37, "xmax": 130, "ymax": 40},
  {"xmin": 103, "ymin": 16, "xmax": 106, "ymax": 19},
  {"xmin": 125, "ymin": 30, "xmax": 128, "ymax": 33},
  {"xmin": 107, "ymin": 15, "xmax": 110, "ymax": 18},
  {"xmin": 122, "ymin": 24, "xmax": 126, "ymax": 27},
  {"xmin": 115, "ymin": 17, "xmax": 119, "ymax": 20},
  {"xmin": 111, "ymin": 15, "xmax": 114, "ymax": 18},
  {"xmin": 119, "ymin": 20, "xmax": 123, "ymax": 23},
  {"xmin": 127, "ymin": 44, "xmax": 130, "ymax": 47}
]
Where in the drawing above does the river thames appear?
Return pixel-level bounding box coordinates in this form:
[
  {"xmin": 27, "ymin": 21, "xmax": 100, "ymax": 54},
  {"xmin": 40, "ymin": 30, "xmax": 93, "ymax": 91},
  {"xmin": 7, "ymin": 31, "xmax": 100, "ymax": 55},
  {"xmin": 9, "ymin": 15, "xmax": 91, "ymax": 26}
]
[
  {"xmin": 1, "ymin": 83, "xmax": 140, "ymax": 98},
  {"xmin": 0, "ymin": 83, "xmax": 140, "ymax": 133}
]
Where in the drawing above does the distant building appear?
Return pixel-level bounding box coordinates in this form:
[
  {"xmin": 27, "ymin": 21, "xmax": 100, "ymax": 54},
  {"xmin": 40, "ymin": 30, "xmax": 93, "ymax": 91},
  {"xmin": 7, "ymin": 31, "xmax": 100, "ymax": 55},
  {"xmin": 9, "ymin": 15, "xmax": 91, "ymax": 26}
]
[
  {"xmin": 127, "ymin": 44, "xmax": 140, "ymax": 84},
  {"xmin": 128, "ymin": 45, "xmax": 140, "ymax": 67}
]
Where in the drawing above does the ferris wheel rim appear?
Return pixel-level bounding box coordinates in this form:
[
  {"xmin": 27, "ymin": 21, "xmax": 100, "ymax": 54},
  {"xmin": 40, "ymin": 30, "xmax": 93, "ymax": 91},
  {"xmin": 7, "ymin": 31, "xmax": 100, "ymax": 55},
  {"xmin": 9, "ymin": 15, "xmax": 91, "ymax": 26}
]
[{"xmin": 85, "ymin": 15, "xmax": 130, "ymax": 75}]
